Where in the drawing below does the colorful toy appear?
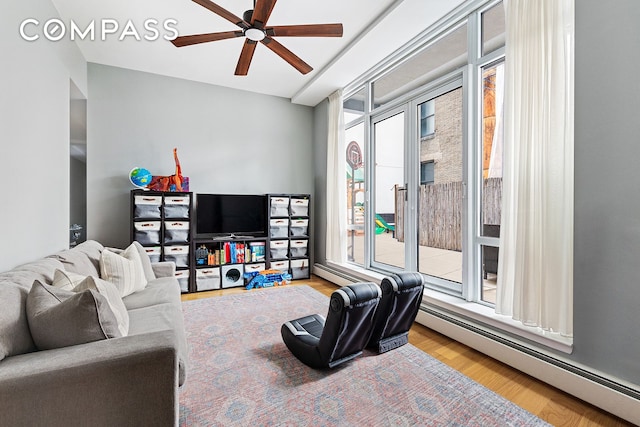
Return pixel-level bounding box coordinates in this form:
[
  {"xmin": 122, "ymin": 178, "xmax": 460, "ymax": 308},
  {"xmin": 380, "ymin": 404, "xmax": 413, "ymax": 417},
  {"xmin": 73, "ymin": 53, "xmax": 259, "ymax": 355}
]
[
  {"xmin": 147, "ymin": 148, "xmax": 190, "ymax": 192},
  {"xmin": 245, "ymin": 269, "xmax": 292, "ymax": 290},
  {"xmin": 129, "ymin": 167, "xmax": 152, "ymax": 188}
]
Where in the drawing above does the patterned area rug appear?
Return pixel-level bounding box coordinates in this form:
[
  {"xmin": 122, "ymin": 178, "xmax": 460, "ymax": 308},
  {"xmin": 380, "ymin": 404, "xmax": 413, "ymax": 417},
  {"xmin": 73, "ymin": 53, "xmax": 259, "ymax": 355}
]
[{"xmin": 179, "ymin": 285, "xmax": 549, "ymax": 426}]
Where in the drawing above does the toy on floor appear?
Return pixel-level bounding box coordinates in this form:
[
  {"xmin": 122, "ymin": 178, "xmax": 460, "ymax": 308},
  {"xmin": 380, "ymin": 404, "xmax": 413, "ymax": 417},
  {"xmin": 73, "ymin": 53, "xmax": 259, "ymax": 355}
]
[{"xmin": 245, "ymin": 269, "xmax": 292, "ymax": 290}]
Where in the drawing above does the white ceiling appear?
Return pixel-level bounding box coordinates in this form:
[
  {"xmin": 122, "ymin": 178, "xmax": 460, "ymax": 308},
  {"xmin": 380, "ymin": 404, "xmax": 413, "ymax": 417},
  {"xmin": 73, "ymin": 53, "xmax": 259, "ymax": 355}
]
[{"xmin": 51, "ymin": 0, "xmax": 466, "ymax": 106}]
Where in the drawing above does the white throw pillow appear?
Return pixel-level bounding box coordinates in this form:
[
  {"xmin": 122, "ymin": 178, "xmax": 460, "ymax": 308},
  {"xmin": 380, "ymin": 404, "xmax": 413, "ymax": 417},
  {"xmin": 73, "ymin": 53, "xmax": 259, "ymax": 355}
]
[
  {"xmin": 100, "ymin": 244, "xmax": 147, "ymax": 297},
  {"xmin": 73, "ymin": 276, "xmax": 130, "ymax": 336},
  {"xmin": 107, "ymin": 241, "xmax": 156, "ymax": 282},
  {"xmin": 52, "ymin": 269, "xmax": 86, "ymax": 291}
]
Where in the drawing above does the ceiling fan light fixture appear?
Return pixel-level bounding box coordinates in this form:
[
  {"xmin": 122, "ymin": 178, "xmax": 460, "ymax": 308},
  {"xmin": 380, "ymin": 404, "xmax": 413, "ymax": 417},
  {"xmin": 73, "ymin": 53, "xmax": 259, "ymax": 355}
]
[{"xmin": 245, "ymin": 28, "xmax": 266, "ymax": 41}]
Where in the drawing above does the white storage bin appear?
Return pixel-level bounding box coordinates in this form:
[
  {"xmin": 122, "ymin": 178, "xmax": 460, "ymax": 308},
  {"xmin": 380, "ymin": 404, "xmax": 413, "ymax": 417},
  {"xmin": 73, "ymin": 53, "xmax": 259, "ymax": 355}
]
[
  {"xmin": 196, "ymin": 267, "xmax": 221, "ymax": 291},
  {"xmin": 270, "ymin": 197, "xmax": 290, "ymax": 217},
  {"xmin": 163, "ymin": 195, "xmax": 190, "ymax": 219},
  {"xmin": 142, "ymin": 246, "xmax": 162, "ymax": 263},
  {"xmin": 164, "ymin": 245, "xmax": 189, "ymax": 268},
  {"xmin": 269, "ymin": 219, "xmax": 289, "ymax": 239},
  {"xmin": 269, "ymin": 240, "xmax": 289, "ymax": 259},
  {"xmin": 244, "ymin": 263, "xmax": 266, "ymax": 275},
  {"xmin": 290, "ymin": 258, "xmax": 310, "ymax": 280},
  {"xmin": 290, "ymin": 198, "xmax": 309, "ymax": 217},
  {"xmin": 270, "ymin": 260, "xmax": 289, "ymax": 274},
  {"xmin": 164, "ymin": 221, "xmax": 190, "ymax": 244},
  {"xmin": 290, "ymin": 219, "xmax": 309, "ymax": 237},
  {"xmin": 134, "ymin": 221, "xmax": 161, "ymax": 245},
  {"xmin": 290, "ymin": 240, "xmax": 308, "ymax": 258},
  {"xmin": 134, "ymin": 195, "xmax": 162, "ymax": 219},
  {"xmin": 175, "ymin": 270, "xmax": 190, "ymax": 293}
]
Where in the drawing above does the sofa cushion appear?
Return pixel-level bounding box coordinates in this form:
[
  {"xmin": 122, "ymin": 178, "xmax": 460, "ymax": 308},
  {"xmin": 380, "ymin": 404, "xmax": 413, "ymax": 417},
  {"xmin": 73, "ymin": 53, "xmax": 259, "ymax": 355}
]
[
  {"xmin": 0, "ymin": 258, "xmax": 64, "ymax": 290},
  {"xmin": 48, "ymin": 240, "xmax": 104, "ymax": 277},
  {"xmin": 100, "ymin": 245, "xmax": 147, "ymax": 297},
  {"xmin": 0, "ymin": 282, "xmax": 36, "ymax": 361},
  {"xmin": 26, "ymin": 281, "xmax": 121, "ymax": 350},
  {"xmin": 128, "ymin": 303, "xmax": 188, "ymax": 386},
  {"xmin": 122, "ymin": 277, "xmax": 180, "ymax": 311}
]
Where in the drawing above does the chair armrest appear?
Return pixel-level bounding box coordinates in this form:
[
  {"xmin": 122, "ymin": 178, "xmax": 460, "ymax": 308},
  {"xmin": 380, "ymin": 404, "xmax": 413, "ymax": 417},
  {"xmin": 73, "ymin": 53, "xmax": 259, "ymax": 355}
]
[
  {"xmin": 152, "ymin": 261, "xmax": 176, "ymax": 278},
  {"xmin": 0, "ymin": 331, "xmax": 179, "ymax": 427}
]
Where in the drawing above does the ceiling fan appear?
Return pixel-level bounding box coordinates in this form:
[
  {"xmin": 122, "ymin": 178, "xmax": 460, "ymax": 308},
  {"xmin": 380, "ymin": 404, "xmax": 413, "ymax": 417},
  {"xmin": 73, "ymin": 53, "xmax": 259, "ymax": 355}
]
[{"xmin": 171, "ymin": 0, "xmax": 343, "ymax": 75}]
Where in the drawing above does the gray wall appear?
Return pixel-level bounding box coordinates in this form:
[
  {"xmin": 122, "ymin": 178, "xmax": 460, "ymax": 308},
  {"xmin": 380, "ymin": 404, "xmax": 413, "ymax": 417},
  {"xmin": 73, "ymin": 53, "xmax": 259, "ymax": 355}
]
[
  {"xmin": 87, "ymin": 63, "xmax": 314, "ymax": 248},
  {"xmin": 573, "ymin": 0, "xmax": 640, "ymax": 383},
  {"xmin": 312, "ymin": 0, "xmax": 640, "ymax": 389},
  {"xmin": 0, "ymin": 0, "xmax": 86, "ymax": 271}
]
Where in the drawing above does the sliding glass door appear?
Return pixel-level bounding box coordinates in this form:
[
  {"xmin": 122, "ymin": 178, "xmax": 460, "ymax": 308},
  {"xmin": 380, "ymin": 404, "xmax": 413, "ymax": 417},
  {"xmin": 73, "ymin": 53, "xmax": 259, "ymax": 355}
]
[
  {"xmin": 371, "ymin": 108, "xmax": 406, "ymax": 269},
  {"xmin": 415, "ymin": 83, "xmax": 464, "ymax": 291}
]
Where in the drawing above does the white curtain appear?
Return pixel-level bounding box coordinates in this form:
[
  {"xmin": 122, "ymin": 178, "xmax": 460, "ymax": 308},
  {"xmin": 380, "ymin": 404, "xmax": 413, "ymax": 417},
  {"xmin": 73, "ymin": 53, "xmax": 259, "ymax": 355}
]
[
  {"xmin": 496, "ymin": 0, "xmax": 574, "ymax": 337},
  {"xmin": 326, "ymin": 90, "xmax": 347, "ymax": 263}
]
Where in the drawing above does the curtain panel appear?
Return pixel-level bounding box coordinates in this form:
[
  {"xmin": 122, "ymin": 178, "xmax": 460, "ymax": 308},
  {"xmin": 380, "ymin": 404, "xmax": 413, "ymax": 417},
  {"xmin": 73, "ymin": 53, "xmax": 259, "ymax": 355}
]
[
  {"xmin": 326, "ymin": 90, "xmax": 347, "ymax": 263},
  {"xmin": 497, "ymin": 0, "xmax": 574, "ymax": 337}
]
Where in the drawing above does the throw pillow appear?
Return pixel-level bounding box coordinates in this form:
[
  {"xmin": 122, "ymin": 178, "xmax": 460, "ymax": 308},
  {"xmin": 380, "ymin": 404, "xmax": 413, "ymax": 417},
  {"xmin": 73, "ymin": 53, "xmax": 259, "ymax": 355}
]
[
  {"xmin": 52, "ymin": 269, "xmax": 86, "ymax": 291},
  {"xmin": 73, "ymin": 276, "xmax": 129, "ymax": 336},
  {"xmin": 100, "ymin": 244, "xmax": 147, "ymax": 297},
  {"xmin": 108, "ymin": 241, "xmax": 156, "ymax": 282},
  {"xmin": 51, "ymin": 270, "xmax": 129, "ymax": 336},
  {"xmin": 26, "ymin": 280, "xmax": 121, "ymax": 351}
]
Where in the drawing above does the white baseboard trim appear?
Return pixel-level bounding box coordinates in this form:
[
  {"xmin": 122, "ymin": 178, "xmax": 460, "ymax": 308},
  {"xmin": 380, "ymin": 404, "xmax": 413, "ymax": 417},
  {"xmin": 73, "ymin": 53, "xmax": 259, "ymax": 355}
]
[
  {"xmin": 416, "ymin": 309, "xmax": 640, "ymax": 425},
  {"xmin": 313, "ymin": 263, "xmax": 385, "ymax": 285}
]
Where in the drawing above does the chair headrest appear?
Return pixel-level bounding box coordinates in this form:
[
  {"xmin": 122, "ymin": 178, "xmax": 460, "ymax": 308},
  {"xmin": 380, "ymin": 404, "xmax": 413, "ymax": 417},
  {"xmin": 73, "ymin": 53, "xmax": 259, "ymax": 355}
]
[
  {"xmin": 382, "ymin": 272, "xmax": 424, "ymax": 293},
  {"xmin": 331, "ymin": 282, "xmax": 381, "ymax": 310}
]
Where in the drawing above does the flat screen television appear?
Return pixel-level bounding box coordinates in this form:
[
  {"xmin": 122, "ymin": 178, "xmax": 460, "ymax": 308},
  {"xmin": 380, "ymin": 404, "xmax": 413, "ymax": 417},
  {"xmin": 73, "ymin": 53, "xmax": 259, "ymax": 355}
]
[{"xmin": 196, "ymin": 193, "xmax": 267, "ymax": 238}]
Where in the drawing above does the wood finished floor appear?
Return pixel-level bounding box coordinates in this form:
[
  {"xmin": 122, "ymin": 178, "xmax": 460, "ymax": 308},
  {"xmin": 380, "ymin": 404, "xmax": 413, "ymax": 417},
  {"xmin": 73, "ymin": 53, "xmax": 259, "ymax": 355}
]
[{"xmin": 182, "ymin": 275, "xmax": 633, "ymax": 427}]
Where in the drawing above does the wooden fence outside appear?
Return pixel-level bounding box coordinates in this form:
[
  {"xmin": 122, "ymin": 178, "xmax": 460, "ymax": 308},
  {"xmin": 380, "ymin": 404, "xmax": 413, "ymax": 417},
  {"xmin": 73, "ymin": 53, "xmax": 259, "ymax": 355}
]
[{"xmin": 394, "ymin": 178, "xmax": 502, "ymax": 251}]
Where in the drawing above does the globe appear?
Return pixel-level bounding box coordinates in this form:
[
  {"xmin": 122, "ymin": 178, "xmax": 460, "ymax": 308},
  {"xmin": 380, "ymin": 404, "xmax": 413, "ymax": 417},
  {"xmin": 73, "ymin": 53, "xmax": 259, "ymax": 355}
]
[{"xmin": 129, "ymin": 167, "xmax": 152, "ymax": 188}]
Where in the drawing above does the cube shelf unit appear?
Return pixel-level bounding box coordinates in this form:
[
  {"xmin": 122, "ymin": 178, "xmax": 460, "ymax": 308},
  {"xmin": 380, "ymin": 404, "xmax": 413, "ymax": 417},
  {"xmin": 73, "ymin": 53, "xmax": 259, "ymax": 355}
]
[
  {"xmin": 130, "ymin": 190, "xmax": 193, "ymax": 293},
  {"xmin": 193, "ymin": 237, "xmax": 269, "ymax": 291},
  {"xmin": 267, "ymin": 194, "xmax": 311, "ymax": 281},
  {"xmin": 131, "ymin": 191, "xmax": 311, "ymax": 293}
]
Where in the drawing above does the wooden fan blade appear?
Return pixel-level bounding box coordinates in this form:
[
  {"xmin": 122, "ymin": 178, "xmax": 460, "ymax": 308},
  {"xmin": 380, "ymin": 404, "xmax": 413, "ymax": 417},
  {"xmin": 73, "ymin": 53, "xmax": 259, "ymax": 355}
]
[
  {"xmin": 251, "ymin": 0, "xmax": 278, "ymax": 28},
  {"xmin": 191, "ymin": 0, "xmax": 249, "ymax": 29},
  {"xmin": 261, "ymin": 37, "xmax": 313, "ymax": 74},
  {"xmin": 171, "ymin": 31, "xmax": 243, "ymax": 47},
  {"xmin": 268, "ymin": 23, "xmax": 343, "ymax": 38},
  {"xmin": 235, "ymin": 40, "xmax": 258, "ymax": 76}
]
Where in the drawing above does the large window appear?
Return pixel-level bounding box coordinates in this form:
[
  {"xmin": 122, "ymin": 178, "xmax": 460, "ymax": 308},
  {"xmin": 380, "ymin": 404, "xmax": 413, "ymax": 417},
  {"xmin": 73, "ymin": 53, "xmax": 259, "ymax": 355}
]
[{"xmin": 341, "ymin": 0, "xmax": 505, "ymax": 305}]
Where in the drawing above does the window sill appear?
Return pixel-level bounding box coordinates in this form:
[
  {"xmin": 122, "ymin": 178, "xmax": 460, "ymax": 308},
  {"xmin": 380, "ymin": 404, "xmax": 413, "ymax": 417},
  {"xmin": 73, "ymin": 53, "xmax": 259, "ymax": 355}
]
[
  {"xmin": 422, "ymin": 289, "xmax": 573, "ymax": 354},
  {"xmin": 321, "ymin": 261, "xmax": 573, "ymax": 354}
]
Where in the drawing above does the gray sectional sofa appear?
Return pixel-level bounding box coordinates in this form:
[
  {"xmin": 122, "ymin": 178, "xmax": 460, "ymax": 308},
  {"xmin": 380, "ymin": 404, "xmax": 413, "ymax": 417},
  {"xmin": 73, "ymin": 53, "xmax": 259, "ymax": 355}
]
[{"xmin": 0, "ymin": 240, "xmax": 188, "ymax": 427}]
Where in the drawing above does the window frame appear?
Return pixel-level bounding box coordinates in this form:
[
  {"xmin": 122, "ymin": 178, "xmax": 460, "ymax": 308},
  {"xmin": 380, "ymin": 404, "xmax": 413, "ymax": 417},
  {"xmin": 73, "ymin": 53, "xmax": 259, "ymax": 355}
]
[{"xmin": 340, "ymin": 0, "xmax": 505, "ymax": 304}]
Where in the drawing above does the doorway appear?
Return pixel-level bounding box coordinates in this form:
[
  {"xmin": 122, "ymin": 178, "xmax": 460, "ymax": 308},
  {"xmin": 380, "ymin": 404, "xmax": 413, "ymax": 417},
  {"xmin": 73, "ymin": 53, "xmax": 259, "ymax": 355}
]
[{"xmin": 70, "ymin": 81, "xmax": 87, "ymax": 247}]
